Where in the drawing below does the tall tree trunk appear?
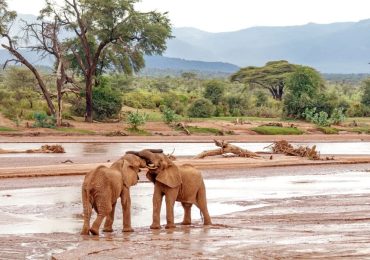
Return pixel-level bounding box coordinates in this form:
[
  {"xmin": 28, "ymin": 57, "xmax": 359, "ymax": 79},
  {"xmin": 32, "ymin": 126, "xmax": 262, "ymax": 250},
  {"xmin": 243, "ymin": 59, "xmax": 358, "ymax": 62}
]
[{"xmin": 85, "ymin": 74, "xmax": 93, "ymax": 123}]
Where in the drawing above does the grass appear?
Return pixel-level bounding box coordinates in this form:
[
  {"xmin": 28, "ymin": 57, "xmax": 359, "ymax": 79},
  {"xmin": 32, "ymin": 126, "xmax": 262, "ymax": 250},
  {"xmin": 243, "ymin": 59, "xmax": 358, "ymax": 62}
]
[
  {"xmin": 55, "ymin": 127, "xmax": 96, "ymax": 134},
  {"xmin": 251, "ymin": 126, "xmax": 304, "ymax": 135},
  {"xmin": 345, "ymin": 126, "xmax": 370, "ymax": 134},
  {"xmin": 0, "ymin": 126, "xmax": 17, "ymax": 132},
  {"xmin": 317, "ymin": 126, "xmax": 339, "ymax": 134},
  {"xmin": 126, "ymin": 128, "xmax": 152, "ymax": 136},
  {"xmin": 186, "ymin": 126, "xmax": 225, "ymax": 135},
  {"xmin": 191, "ymin": 116, "xmax": 280, "ymax": 122}
]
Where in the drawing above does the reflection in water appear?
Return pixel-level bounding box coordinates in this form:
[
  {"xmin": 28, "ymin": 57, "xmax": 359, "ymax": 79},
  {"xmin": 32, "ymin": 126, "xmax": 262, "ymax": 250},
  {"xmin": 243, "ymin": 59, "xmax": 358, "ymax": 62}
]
[
  {"xmin": 0, "ymin": 142, "xmax": 369, "ymax": 158},
  {"xmin": 0, "ymin": 170, "xmax": 370, "ymax": 235}
]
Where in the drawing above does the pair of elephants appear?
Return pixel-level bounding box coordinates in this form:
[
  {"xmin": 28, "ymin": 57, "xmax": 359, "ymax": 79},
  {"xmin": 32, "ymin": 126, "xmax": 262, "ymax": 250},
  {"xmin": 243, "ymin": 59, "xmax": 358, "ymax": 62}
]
[{"xmin": 81, "ymin": 149, "xmax": 212, "ymax": 235}]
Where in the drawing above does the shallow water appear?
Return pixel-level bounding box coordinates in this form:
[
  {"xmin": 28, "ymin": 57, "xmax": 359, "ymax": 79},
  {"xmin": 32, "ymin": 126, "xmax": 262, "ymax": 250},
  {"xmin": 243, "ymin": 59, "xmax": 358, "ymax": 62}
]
[
  {"xmin": 0, "ymin": 142, "xmax": 369, "ymax": 158},
  {"xmin": 0, "ymin": 170, "xmax": 369, "ymax": 235}
]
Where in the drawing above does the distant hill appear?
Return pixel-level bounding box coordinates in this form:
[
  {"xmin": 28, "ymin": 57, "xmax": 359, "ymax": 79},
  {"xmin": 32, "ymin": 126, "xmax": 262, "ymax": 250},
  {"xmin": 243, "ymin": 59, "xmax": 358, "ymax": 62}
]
[
  {"xmin": 166, "ymin": 20, "xmax": 370, "ymax": 73},
  {"xmin": 3, "ymin": 14, "xmax": 370, "ymax": 73}
]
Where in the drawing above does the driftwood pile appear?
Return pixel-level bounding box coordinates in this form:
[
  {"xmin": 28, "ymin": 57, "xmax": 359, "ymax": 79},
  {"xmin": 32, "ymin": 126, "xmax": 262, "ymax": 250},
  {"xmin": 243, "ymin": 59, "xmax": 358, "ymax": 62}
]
[
  {"xmin": 267, "ymin": 140, "xmax": 320, "ymax": 160},
  {"xmin": 195, "ymin": 140, "xmax": 259, "ymax": 159},
  {"xmin": 0, "ymin": 145, "xmax": 65, "ymax": 154}
]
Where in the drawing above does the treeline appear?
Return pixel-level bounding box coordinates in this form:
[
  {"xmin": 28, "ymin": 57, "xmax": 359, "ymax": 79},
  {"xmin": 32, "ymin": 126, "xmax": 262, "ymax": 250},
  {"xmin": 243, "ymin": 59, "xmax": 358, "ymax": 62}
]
[{"xmin": 0, "ymin": 62, "xmax": 369, "ymax": 127}]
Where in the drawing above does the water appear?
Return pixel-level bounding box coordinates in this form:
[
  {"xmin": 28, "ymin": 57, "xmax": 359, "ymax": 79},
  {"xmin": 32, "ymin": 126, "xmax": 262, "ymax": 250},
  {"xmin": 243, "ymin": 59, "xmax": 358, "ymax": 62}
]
[
  {"xmin": 0, "ymin": 170, "xmax": 369, "ymax": 235},
  {"xmin": 0, "ymin": 142, "xmax": 369, "ymax": 158}
]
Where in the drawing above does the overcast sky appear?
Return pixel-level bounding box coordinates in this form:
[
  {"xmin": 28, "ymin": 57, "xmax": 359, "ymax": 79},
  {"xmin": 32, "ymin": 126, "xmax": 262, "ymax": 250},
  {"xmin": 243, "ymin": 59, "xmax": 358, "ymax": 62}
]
[{"xmin": 8, "ymin": 0, "xmax": 370, "ymax": 32}]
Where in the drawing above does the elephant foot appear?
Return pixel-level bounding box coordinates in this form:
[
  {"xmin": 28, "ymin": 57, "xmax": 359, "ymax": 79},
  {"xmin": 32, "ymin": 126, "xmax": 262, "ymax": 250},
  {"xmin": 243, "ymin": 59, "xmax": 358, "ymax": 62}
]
[
  {"xmin": 122, "ymin": 227, "xmax": 134, "ymax": 232},
  {"xmin": 181, "ymin": 221, "xmax": 191, "ymax": 225},
  {"xmin": 165, "ymin": 224, "xmax": 176, "ymax": 229},
  {"xmin": 80, "ymin": 229, "xmax": 89, "ymax": 235},
  {"xmin": 89, "ymin": 228, "xmax": 99, "ymax": 236},
  {"xmin": 150, "ymin": 224, "xmax": 161, "ymax": 229},
  {"xmin": 204, "ymin": 220, "xmax": 212, "ymax": 225},
  {"xmin": 103, "ymin": 228, "xmax": 113, "ymax": 232}
]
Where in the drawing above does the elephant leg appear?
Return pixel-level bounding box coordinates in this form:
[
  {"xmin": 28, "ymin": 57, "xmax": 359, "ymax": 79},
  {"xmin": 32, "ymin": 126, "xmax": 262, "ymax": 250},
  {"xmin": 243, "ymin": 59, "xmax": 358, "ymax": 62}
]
[
  {"xmin": 196, "ymin": 185, "xmax": 212, "ymax": 225},
  {"xmin": 164, "ymin": 188, "xmax": 178, "ymax": 229},
  {"xmin": 90, "ymin": 203, "xmax": 112, "ymax": 235},
  {"xmin": 151, "ymin": 184, "xmax": 163, "ymax": 229},
  {"xmin": 121, "ymin": 188, "xmax": 134, "ymax": 232},
  {"xmin": 81, "ymin": 187, "xmax": 92, "ymax": 235},
  {"xmin": 103, "ymin": 202, "xmax": 116, "ymax": 232},
  {"xmin": 181, "ymin": 203, "xmax": 192, "ymax": 225}
]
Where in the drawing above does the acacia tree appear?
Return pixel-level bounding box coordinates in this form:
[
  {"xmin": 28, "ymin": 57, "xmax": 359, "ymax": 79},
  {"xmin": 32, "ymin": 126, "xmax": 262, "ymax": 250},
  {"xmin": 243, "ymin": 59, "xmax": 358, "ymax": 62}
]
[
  {"xmin": 42, "ymin": 0, "xmax": 172, "ymax": 122},
  {"xmin": 0, "ymin": 0, "xmax": 56, "ymax": 116},
  {"xmin": 230, "ymin": 60, "xmax": 299, "ymax": 101}
]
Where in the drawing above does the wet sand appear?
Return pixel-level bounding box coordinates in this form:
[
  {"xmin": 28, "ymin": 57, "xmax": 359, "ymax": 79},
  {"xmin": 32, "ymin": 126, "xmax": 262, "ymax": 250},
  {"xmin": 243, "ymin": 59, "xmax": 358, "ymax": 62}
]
[{"xmin": 0, "ymin": 164, "xmax": 370, "ymax": 259}]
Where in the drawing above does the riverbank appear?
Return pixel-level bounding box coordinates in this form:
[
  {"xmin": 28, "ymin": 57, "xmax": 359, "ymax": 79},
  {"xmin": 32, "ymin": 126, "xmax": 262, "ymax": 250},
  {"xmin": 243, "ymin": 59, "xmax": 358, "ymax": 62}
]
[{"xmin": 1, "ymin": 133, "xmax": 370, "ymax": 143}]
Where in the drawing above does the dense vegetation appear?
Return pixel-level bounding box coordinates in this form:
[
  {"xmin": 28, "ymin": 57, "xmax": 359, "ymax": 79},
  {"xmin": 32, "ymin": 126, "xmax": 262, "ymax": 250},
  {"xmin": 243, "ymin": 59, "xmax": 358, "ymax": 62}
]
[{"xmin": 0, "ymin": 64, "xmax": 369, "ymax": 128}]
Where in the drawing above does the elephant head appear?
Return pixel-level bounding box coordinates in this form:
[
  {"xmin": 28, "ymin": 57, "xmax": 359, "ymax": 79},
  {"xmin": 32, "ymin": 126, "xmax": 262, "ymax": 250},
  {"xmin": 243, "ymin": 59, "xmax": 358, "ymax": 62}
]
[
  {"xmin": 111, "ymin": 153, "xmax": 147, "ymax": 187},
  {"xmin": 127, "ymin": 149, "xmax": 182, "ymax": 188}
]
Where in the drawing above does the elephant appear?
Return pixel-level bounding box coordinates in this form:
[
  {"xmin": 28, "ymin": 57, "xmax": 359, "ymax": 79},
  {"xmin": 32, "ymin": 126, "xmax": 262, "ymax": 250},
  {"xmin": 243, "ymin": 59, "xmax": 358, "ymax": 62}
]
[
  {"xmin": 80, "ymin": 153, "xmax": 147, "ymax": 235},
  {"xmin": 127, "ymin": 149, "xmax": 212, "ymax": 229}
]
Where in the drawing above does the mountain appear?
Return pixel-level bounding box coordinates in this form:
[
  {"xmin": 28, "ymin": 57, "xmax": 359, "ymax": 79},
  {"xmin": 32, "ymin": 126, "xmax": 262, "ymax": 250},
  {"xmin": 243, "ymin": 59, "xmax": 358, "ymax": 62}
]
[
  {"xmin": 3, "ymin": 14, "xmax": 370, "ymax": 73},
  {"xmin": 166, "ymin": 21, "xmax": 370, "ymax": 73}
]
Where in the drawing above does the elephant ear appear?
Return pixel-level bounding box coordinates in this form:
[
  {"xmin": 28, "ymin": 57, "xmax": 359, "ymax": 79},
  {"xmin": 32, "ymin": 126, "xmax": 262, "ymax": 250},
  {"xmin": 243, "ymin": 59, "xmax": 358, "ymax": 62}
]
[
  {"xmin": 156, "ymin": 164, "xmax": 182, "ymax": 188},
  {"xmin": 122, "ymin": 160, "xmax": 139, "ymax": 187}
]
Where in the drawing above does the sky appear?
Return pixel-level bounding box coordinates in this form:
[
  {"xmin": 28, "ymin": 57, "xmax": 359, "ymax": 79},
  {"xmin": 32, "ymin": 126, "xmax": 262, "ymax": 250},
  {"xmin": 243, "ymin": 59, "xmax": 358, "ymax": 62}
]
[{"xmin": 8, "ymin": 0, "xmax": 370, "ymax": 32}]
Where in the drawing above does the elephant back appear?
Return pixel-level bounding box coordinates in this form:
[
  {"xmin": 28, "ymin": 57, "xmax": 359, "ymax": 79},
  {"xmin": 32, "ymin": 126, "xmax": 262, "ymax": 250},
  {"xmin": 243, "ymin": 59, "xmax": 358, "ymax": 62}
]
[{"xmin": 176, "ymin": 164, "xmax": 203, "ymax": 203}]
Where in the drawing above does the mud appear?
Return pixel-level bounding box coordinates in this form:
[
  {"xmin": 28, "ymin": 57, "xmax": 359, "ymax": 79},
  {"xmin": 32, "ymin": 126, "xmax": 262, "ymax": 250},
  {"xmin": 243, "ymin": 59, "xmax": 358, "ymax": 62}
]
[{"xmin": 0, "ymin": 164, "xmax": 369, "ymax": 259}]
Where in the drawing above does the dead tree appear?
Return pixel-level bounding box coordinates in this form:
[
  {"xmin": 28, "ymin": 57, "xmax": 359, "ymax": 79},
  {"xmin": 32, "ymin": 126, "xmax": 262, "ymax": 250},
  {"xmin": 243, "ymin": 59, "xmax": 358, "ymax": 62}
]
[
  {"xmin": 194, "ymin": 140, "xmax": 260, "ymax": 159},
  {"xmin": 25, "ymin": 18, "xmax": 80, "ymax": 126}
]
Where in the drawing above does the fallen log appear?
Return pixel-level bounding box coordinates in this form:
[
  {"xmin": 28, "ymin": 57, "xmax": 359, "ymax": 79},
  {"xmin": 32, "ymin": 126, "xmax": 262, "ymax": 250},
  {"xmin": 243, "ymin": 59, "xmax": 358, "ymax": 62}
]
[
  {"xmin": 0, "ymin": 145, "xmax": 65, "ymax": 154},
  {"xmin": 266, "ymin": 140, "xmax": 320, "ymax": 160},
  {"xmin": 176, "ymin": 122, "xmax": 191, "ymax": 135},
  {"xmin": 194, "ymin": 139, "xmax": 259, "ymax": 159}
]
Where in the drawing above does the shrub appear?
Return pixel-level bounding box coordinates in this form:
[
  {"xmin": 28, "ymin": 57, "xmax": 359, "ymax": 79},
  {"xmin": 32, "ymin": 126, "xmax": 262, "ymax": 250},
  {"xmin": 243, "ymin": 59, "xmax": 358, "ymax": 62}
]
[
  {"xmin": 203, "ymin": 80, "xmax": 225, "ymax": 105},
  {"xmin": 303, "ymin": 108, "xmax": 331, "ymax": 126},
  {"xmin": 303, "ymin": 107, "xmax": 346, "ymax": 126},
  {"xmin": 126, "ymin": 110, "xmax": 147, "ymax": 130},
  {"xmin": 226, "ymin": 95, "xmax": 250, "ymax": 116},
  {"xmin": 361, "ymin": 78, "xmax": 370, "ymax": 106},
  {"xmin": 254, "ymin": 90, "xmax": 269, "ymax": 107},
  {"xmin": 162, "ymin": 107, "xmax": 178, "ymax": 125},
  {"xmin": 92, "ymin": 85, "xmax": 122, "ymax": 121},
  {"xmin": 33, "ymin": 112, "xmax": 56, "ymax": 128},
  {"xmin": 188, "ymin": 98, "xmax": 215, "ymax": 118}
]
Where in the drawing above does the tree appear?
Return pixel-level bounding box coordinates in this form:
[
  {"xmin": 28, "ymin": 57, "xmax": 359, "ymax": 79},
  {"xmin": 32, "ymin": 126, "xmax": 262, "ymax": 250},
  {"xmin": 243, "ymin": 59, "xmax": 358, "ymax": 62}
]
[
  {"xmin": 42, "ymin": 0, "xmax": 172, "ymax": 122},
  {"xmin": 203, "ymin": 80, "xmax": 225, "ymax": 105},
  {"xmin": 230, "ymin": 60, "xmax": 299, "ymax": 100},
  {"xmin": 0, "ymin": 1, "xmax": 56, "ymax": 116},
  {"xmin": 283, "ymin": 66, "xmax": 325, "ymax": 118},
  {"xmin": 362, "ymin": 79, "xmax": 370, "ymax": 106},
  {"xmin": 25, "ymin": 18, "xmax": 79, "ymax": 126},
  {"xmin": 188, "ymin": 98, "xmax": 215, "ymax": 118}
]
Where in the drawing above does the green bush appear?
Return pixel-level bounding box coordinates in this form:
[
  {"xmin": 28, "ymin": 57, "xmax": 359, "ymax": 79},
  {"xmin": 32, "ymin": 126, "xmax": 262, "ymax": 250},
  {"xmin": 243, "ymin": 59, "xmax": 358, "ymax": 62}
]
[
  {"xmin": 162, "ymin": 107, "xmax": 178, "ymax": 125},
  {"xmin": 188, "ymin": 98, "xmax": 215, "ymax": 118},
  {"xmin": 33, "ymin": 112, "xmax": 56, "ymax": 128},
  {"xmin": 226, "ymin": 95, "xmax": 250, "ymax": 116},
  {"xmin": 203, "ymin": 80, "xmax": 225, "ymax": 105},
  {"xmin": 92, "ymin": 85, "xmax": 122, "ymax": 121},
  {"xmin": 126, "ymin": 110, "xmax": 147, "ymax": 130},
  {"xmin": 303, "ymin": 107, "xmax": 346, "ymax": 126}
]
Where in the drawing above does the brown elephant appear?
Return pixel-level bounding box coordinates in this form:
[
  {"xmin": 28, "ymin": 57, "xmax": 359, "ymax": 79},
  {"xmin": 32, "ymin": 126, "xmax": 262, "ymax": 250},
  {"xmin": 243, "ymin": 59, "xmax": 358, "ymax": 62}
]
[
  {"xmin": 127, "ymin": 149, "xmax": 212, "ymax": 229},
  {"xmin": 80, "ymin": 153, "xmax": 146, "ymax": 235}
]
